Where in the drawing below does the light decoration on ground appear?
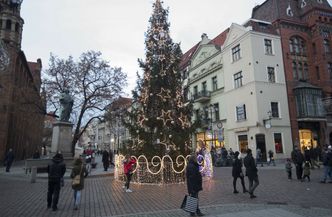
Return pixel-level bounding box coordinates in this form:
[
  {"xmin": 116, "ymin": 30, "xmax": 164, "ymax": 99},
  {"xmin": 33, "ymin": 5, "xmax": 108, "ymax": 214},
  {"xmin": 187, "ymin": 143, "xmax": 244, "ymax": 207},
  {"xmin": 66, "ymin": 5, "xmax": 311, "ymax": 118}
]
[{"xmin": 114, "ymin": 153, "xmax": 212, "ymax": 184}]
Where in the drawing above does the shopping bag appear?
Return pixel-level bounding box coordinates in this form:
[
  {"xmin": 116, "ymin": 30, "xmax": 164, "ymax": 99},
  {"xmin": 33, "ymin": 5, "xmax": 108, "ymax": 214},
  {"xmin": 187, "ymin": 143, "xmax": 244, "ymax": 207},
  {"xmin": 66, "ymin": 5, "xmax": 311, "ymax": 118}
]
[{"xmin": 180, "ymin": 195, "xmax": 198, "ymax": 213}]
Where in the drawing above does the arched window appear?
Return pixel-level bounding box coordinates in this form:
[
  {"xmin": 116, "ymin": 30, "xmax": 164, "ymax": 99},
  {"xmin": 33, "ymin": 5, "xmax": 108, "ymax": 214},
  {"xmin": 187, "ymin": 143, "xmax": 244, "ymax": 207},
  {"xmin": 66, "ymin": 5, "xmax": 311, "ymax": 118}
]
[
  {"xmin": 289, "ymin": 36, "xmax": 306, "ymax": 55},
  {"xmin": 324, "ymin": 39, "xmax": 331, "ymax": 53}
]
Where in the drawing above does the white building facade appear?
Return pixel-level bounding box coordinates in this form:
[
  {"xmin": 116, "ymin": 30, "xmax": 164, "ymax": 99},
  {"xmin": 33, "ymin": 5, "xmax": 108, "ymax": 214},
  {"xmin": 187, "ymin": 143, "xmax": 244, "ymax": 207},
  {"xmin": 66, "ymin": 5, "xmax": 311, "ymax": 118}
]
[{"xmin": 183, "ymin": 20, "xmax": 293, "ymax": 160}]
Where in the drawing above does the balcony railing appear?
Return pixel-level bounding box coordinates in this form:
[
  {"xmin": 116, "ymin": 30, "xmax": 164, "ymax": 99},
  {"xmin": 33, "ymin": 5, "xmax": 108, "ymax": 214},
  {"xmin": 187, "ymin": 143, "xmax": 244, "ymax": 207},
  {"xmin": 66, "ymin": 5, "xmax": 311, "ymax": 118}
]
[{"xmin": 193, "ymin": 90, "xmax": 211, "ymax": 103}]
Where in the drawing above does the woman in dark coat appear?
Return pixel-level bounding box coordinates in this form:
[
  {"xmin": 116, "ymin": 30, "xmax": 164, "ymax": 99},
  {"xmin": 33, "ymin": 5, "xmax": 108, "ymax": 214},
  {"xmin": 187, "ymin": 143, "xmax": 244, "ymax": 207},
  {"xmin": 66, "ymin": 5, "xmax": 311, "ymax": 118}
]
[
  {"xmin": 70, "ymin": 158, "xmax": 88, "ymax": 210},
  {"xmin": 186, "ymin": 154, "xmax": 204, "ymax": 216},
  {"xmin": 232, "ymin": 151, "xmax": 247, "ymax": 194}
]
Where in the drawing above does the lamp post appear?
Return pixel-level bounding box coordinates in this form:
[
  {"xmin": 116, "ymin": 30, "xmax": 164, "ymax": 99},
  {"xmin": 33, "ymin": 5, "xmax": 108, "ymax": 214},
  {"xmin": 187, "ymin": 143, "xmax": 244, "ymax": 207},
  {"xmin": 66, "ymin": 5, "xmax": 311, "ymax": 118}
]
[
  {"xmin": 263, "ymin": 110, "xmax": 272, "ymax": 129},
  {"xmin": 205, "ymin": 104, "xmax": 218, "ymax": 148}
]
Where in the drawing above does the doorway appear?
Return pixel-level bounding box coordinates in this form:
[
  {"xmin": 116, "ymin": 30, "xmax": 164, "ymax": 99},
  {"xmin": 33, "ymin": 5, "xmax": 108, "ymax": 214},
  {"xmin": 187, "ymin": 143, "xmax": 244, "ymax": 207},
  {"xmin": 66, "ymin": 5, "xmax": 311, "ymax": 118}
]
[{"xmin": 256, "ymin": 134, "xmax": 267, "ymax": 162}]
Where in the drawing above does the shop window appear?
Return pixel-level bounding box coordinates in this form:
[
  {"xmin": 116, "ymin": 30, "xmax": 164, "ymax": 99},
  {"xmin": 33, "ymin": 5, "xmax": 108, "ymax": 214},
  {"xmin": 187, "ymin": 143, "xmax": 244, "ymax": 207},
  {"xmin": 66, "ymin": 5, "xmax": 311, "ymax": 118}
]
[
  {"xmin": 238, "ymin": 135, "xmax": 248, "ymax": 153},
  {"xmin": 274, "ymin": 133, "xmax": 283, "ymax": 153}
]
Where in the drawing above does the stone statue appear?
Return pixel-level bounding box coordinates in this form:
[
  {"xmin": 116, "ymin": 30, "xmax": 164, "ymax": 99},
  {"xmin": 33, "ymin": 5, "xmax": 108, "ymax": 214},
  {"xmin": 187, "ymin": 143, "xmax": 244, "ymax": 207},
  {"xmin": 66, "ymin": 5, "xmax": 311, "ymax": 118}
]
[{"xmin": 59, "ymin": 89, "xmax": 73, "ymax": 122}]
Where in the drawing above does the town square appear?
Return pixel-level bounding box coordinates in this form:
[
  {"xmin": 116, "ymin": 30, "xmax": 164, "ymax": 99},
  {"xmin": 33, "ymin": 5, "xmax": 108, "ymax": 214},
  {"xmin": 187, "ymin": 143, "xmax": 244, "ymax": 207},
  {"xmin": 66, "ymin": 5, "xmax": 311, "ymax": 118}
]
[{"xmin": 1, "ymin": 0, "xmax": 332, "ymax": 216}]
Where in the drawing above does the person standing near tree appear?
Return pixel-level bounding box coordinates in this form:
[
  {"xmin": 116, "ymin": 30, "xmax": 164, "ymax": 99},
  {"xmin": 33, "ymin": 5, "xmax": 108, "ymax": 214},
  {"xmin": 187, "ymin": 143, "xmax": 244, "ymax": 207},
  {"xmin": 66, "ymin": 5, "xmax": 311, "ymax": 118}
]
[
  {"xmin": 186, "ymin": 154, "xmax": 205, "ymax": 216},
  {"xmin": 232, "ymin": 151, "xmax": 248, "ymax": 194},
  {"xmin": 244, "ymin": 149, "xmax": 259, "ymax": 199},
  {"xmin": 123, "ymin": 154, "xmax": 136, "ymax": 193},
  {"xmin": 47, "ymin": 153, "xmax": 66, "ymax": 211},
  {"xmin": 4, "ymin": 148, "xmax": 14, "ymax": 172}
]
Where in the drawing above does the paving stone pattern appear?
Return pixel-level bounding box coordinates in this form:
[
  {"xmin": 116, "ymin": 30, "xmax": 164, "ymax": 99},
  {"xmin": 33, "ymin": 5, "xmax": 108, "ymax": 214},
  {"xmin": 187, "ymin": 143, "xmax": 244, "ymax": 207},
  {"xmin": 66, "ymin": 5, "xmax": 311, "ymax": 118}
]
[{"xmin": 0, "ymin": 165, "xmax": 331, "ymax": 217}]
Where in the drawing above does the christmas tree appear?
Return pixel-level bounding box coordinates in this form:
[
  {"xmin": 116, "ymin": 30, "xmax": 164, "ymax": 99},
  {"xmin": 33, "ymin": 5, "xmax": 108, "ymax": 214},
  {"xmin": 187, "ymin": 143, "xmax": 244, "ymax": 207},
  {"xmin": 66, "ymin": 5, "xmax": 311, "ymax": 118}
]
[{"xmin": 125, "ymin": 0, "xmax": 197, "ymax": 158}]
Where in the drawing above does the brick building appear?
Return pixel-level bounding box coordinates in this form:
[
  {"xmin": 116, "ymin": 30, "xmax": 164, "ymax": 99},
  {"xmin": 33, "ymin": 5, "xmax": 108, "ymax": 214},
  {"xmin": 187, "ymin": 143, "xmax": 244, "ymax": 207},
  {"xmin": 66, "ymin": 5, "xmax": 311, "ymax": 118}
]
[
  {"xmin": 252, "ymin": 0, "xmax": 332, "ymax": 149},
  {"xmin": 0, "ymin": 0, "xmax": 44, "ymax": 161}
]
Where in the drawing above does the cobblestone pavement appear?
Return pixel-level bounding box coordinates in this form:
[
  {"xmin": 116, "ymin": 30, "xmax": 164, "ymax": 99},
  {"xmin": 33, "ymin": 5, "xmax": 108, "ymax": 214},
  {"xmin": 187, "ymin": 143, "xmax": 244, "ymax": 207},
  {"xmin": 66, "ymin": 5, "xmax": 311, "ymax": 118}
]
[{"xmin": 0, "ymin": 165, "xmax": 331, "ymax": 217}]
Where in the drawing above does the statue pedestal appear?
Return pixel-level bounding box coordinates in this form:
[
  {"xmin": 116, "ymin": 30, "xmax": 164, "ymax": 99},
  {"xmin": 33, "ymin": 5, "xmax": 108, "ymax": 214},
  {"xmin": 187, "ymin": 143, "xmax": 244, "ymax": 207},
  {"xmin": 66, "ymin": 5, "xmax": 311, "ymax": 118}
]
[{"xmin": 51, "ymin": 121, "xmax": 74, "ymax": 158}]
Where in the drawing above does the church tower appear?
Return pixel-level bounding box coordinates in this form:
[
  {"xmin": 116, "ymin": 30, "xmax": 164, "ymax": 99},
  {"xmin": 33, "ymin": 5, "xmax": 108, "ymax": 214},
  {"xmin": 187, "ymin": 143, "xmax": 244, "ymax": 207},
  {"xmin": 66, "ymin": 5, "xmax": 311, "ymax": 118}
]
[{"xmin": 0, "ymin": 0, "xmax": 24, "ymax": 49}]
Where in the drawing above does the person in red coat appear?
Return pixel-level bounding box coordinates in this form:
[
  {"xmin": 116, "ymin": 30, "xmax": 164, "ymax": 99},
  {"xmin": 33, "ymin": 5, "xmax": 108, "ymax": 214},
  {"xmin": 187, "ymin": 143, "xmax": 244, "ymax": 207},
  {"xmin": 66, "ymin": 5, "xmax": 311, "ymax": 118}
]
[{"xmin": 123, "ymin": 154, "xmax": 136, "ymax": 193}]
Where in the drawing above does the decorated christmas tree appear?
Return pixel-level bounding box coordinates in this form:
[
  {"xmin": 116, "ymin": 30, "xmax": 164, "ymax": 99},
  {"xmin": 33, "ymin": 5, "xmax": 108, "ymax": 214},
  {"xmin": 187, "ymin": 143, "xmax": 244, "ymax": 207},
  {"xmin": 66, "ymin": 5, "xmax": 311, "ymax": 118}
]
[{"xmin": 125, "ymin": 0, "xmax": 197, "ymax": 158}]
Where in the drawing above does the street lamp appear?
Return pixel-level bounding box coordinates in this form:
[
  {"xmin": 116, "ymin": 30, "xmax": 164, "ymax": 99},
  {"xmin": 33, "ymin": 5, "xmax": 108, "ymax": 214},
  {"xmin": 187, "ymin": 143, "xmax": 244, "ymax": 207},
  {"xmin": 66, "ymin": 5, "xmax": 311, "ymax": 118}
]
[
  {"xmin": 263, "ymin": 110, "xmax": 272, "ymax": 129},
  {"xmin": 205, "ymin": 104, "xmax": 218, "ymax": 148}
]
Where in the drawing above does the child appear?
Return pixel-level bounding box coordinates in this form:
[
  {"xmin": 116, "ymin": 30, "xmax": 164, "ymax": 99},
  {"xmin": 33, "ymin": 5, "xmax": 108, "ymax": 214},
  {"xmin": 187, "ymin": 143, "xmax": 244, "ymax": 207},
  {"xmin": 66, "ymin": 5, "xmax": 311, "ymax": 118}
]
[
  {"xmin": 123, "ymin": 154, "xmax": 136, "ymax": 193},
  {"xmin": 285, "ymin": 158, "xmax": 292, "ymax": 180},
  {"xmin": 302, "ymin": 161, "xmax": 311, "ymax": 182}
]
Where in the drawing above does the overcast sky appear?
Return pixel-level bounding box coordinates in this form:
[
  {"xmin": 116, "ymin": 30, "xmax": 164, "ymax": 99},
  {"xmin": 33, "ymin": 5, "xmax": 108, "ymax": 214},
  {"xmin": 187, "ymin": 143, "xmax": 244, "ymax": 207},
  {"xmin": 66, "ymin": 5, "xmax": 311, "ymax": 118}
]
[{"xmin": 20, "ymin": 0, "xmax": 332, "ymax": 95}]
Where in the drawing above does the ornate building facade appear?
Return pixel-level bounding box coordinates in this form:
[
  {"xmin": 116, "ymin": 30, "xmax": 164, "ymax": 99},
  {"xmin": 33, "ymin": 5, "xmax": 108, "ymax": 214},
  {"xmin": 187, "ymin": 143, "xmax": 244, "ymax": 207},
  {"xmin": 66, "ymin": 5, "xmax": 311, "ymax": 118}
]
[
  {"xmin": 252, "ymin": 0, "xmax": 332, "ymax": 149},
  {"xmin": 0, "ymin": 0, "xmax": 44, "ymax": 161}
]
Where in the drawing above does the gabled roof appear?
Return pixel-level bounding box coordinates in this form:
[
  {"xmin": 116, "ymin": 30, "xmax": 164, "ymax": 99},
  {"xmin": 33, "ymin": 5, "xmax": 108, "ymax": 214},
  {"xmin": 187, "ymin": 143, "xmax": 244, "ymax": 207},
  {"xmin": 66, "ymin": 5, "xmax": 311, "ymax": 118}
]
[{"xmin": 180, "ymin": 28, "xmax": 229, "ymax": 71}]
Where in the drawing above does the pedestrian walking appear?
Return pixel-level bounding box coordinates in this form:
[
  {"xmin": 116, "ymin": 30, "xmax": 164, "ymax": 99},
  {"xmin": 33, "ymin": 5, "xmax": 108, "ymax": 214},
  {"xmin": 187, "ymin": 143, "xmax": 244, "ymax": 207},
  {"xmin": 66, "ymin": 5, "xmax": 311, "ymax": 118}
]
[
  {"xmin": 291, "ymin": 146, "xmax": 304, "ymax": 181},
  {"xmin": 302, "ymin": 161, "xmax": 311, "ymax": 182},
  {"xmin": 123, "ymin": 154, "xmax": 136, "ymax": 193},
  {"xmin": 285, "ymin": 158, "xmax": 292, "ymax": 180},
  {"xmin": 267, "ymin": 150, "xmax": 276, "ymax": 166},
  {"xmin": 4, "ymin": 148, "xmax": 14, "ymax": 172},
  {"xmin": 102, "ymin": 150, "xmax": 110, "ymax": 171},
  {"xmin": 320, "ymin": 145, "xmax": 332, "ymax": 183},
  {"xmin": 310, "ymin": 146, "xmax": 320, "ymax": 169},
  {"xmin": 47, "ymin": 153, "xmax": 66, "ymax": 211},
  {"xmin": 232, "ymin": 151, "xmax": 248, "ymax": 194},
  {"xmin": 186, "ymin": 154, "xmax": 205, "ymax": 216},
  {"xmin": 244, "ymin": 149, "xmax": 259, "ymax": 199},
  {"xmin": 70, "ymin": 158, "xmax": 88, "ymax": 210},
  {"xmin": 256, "ymin": 148, "xmax": 263, "ymax": 167}
]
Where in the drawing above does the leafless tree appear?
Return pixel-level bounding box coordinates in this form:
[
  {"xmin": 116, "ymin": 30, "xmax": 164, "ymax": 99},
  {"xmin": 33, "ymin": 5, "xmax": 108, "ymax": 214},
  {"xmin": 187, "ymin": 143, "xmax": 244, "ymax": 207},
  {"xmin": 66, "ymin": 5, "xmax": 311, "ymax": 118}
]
[{"xmin": 43, "ymin": 51, "xmax": 127, "ymax": 155}]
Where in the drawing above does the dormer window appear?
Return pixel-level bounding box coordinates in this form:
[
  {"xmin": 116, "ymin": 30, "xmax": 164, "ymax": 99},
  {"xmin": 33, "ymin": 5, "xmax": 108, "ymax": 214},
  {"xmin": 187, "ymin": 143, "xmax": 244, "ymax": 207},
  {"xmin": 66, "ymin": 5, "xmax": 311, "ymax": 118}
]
[
  {"xmin": 287, "ymin": 4, "xmax": 293, "ymax": 17},
  {"xmin": 301, "ymin": 0, "xmax": 307, "ymax": 8}
]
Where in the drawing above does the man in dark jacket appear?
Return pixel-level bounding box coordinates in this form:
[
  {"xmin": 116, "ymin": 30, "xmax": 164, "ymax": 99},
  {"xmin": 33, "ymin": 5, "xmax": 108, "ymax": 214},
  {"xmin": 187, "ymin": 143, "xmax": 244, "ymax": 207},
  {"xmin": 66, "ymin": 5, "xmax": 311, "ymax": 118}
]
[
  {"xmin": 320, "ymin": 145, "xmax": 332, "ymax": 183},
  {"xmin": 291, "ymin": 146, "xmax": 304, "ymax": 181},
  {"xmin": 4, "ymin": 148, "xmax": 14, "ymax": 172},
  {"xmin": 232, "ymin": 151, "xmax": 247, "ymax": 194},
  {"xmin": 186, "ymin": 154, "xmax": 204, "ymax": 216},
  {"xmin": 244, "ymin": 149, "xmax": 259, "ymax": 199},
  {"xmin": 47, "ymin": 153, "xmax": 66, "ymax": 211},
  {"xmin": 102, "ymin": 150, "xmax": 110, "ymax": 171}
]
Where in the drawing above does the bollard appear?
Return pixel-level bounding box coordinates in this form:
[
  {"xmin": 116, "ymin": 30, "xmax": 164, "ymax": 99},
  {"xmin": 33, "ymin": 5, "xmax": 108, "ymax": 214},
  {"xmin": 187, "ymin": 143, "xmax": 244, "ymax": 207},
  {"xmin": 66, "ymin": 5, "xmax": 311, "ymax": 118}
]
[{"xmin": 30, "ymin": 166, "xmax": 37, "ymax": 183}]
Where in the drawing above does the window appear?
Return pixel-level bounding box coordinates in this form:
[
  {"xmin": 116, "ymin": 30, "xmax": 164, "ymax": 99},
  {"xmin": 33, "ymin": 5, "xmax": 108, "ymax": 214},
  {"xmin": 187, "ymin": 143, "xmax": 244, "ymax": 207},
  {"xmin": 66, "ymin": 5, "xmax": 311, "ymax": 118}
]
[
  {"xmin": 289, "ymin": 36, "xmax": 306, "ymax": 55},
  {"xmin": 193, "ymin": 86, "xmax": 198, "ymax": 96},
  {"xmin": 274, "ymin": 133, "xmax": 284, "ymax": 153},
  {"xmin": 264, "ymin": 39, "xmax": 273, "ymax": 55},
  {"xmin": 312, "ymin": 43, "xmax": 317, "ymax": 55},
  {"xmin": 195, "ymin": 109, "xmax": 200, "ymax": 121},
  {"xmin": 234, "ymin": 71, "xmax": 243, "ymax": 88},
  {"xmin": 202, "ymin": 81, "xmax": 207, "ymax": 93},
  {"xmin": 236, "ymin": 104, "xmax": 246, "ymax": 121},
  {"xmin": 232, "ymin": 44, "xmax": 241, "ymax": 62},
  {"xmin": 6, "ymin": 20, "xmax": 11, "ymax": 30},
  {"xmin": 271, "ymin": 102, "xmax": 279, "ymax": 118},
  {"xmin": 292, "ymin": 61, "xmax": 298, "ymax": 80},
  {"xmin": 328, "ymin": 63, "xmax": 332, "ymax": 80},
  {"xmin": 15, "ymin": 23, "xmax": 19, "ymax": 32},
  {"xmin": 214, "ymin": 103, "xmax": 220, "ymax": 121},
  {"xmin": 316, "ymin": 66, "xmax": 320, "ymax": 80},
  {"xmin": 324, "ymin": 39, "xmax": 331, "ymax": 53},
  {"xmin": 212, "ymin": 76, "xmax": 218, "ymax": 91},
  {"xmin": 268, "ymin": 67, "xmax": 275, "ymax": 83},
  {"xmin": 238, "ymin": 135, "xmax": 248, "ymax": 153}
]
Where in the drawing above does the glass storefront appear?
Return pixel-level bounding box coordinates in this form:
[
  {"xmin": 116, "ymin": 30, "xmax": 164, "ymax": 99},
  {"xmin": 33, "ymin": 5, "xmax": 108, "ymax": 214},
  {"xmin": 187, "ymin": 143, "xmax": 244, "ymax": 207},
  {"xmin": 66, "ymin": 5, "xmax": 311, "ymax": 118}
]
[
  {"xmin": 299, "ymin": 129, "xmax": 317, "ymax": 151},
  {"xmin": 196, "ymin": 129, "xmax": 224, "ymax": 150}
]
